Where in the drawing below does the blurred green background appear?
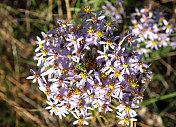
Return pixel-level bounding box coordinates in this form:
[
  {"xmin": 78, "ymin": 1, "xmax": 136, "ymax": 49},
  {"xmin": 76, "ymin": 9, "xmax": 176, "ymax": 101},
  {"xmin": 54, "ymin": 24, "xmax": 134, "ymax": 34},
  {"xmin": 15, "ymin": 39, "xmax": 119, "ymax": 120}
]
[{"xmin": 0, "ymin": 0, "xmax": 175, "ymax": 126}]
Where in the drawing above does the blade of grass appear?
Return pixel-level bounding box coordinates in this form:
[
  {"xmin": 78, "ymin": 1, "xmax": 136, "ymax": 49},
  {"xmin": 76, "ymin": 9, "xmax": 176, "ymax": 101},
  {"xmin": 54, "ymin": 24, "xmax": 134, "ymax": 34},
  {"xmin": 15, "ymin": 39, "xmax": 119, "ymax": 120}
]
[
  {"xmin": 159, "ymin": 59, "xmax": 176, "ymax": 76},
  {"xmin": 142, "ymin": 91, "xmax": 176, "ymax": 106},
  {"xmin": 48, "ymin": 0, "xmax": 53, "ymax": 29},
  {"xmin": 97, "ymin": 113, "xmax": 105, "ymax": 127},
  {"xmin": 65, "ymin": 0, "xmax": 71, "ymax": 20},
  {"xmin": 160, "ymin": 102, "xmax": 175, "ymax": 116},
  {"xmin": 146, "ymin": 87, "xmax": 158, "ymax": 111},
  {"xmin": 0, "ymin": 29, "xmax": 32, "ymax": 53},
  {"xmin": 31, "ymin": 0, "xmax": 37, "ymax": 7},
  {"xmin": 57, "ymin": 0, "xmax": 63, "ymax": 18},
  {"xmin": 11, "ymin": 41, "xmax": 19, "ymax": 75},
  {"xmin": 26, "ymin": 0, "xmax": 31, "ymax": 33}
]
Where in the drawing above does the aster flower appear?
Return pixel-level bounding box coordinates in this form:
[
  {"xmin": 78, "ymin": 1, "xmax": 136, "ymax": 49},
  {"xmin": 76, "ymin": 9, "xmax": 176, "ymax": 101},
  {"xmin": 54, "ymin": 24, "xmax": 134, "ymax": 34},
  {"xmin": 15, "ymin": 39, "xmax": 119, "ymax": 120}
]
[
  {"xmin": 45, "ymin": 100, "xmax": 68, "ymax": 118},
  {"xmin": 120, "ymin": 56, "xmax": 134, "ymax": 75},
  {"xmin": 27, "ymin": 69, "xmax": 43, "ymax": 86},
  {"xmin": 102, "ymin": 2, "xmax": 123, "ymax": 23},
  {"xmin": 116, "ymin": 112, "xmax": 137, "ymax": 126},
  {"xmin": 146, "ymin": 38, "xmax": 158, "ymax": 50},
  {"xmin": 126, "ymin": 4, "xmax": 175, "ymax": 56},
  {"xmin": 99, "ymin": 35, "xmax": 119, "ymax": 49},
  {"xmin": 27, "ymin": 3, "xmax": 152, "ymax": 126},
  {"xmin": 72, "ymin": 111, "xmax": 92, "ymax": 126},
  {"xmin": 86, "ymin": 11, "xmax": 105, "ymax": 27},
  {"xmin": 116, "ymin": 103, "xmax": 139, "ymax": 118},
  {"xmin": 79, "ymin": 3, "xmax": 97, "ymax": 20},
  {"xmin": 104, "ymin": 18, "xmax": 118, "ymax": 35},
  {"xmin": 98, "ymin": 103, "xmax": 113, "ymax": 113},
  {"xmin": 96, "ymin": 45, "xmax": 110, "ymax": 63}
]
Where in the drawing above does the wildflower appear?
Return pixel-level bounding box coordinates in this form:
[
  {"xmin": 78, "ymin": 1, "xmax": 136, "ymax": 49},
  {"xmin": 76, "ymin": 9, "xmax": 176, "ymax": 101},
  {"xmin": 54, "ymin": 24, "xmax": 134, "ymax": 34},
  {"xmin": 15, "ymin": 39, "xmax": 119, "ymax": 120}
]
[
  {"xmin": 72, "ymin": 112, "xmax": 92, "ymax": 125},
  {"xmin": 116, "ymin": 112, "xmax": 137, "ymax": 126},
  {"xmin": 79, "ymin": 3, "xmax": 97, "ymax": 20},
  {"xmin": 96, "ymin": 45, "xmax": 110, "ymax": 63},
  {"xmin": 27, "ymin": 69, "xmax": 43, "ymax": 86},
  {"xmin": 99, "ymin": 36, "xmax": 119, "ymax": 49},
  {"xmin": 45, "ymin": 100, "xmax": 68, "ymax": 118},
  {"xmin": 27, "ymin": 3, "xmax": 152, "ymax": 126}
]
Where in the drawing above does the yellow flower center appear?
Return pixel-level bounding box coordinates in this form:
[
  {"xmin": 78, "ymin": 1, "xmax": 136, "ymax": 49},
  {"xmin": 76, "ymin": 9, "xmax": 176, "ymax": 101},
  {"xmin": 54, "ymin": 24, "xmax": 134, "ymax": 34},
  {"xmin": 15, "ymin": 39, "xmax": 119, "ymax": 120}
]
[
  {"xmin": 44, "ymin": 90, "xmax": 50, "ymax": 95},
  {"xmin": 125, "ymin": 106, "xmax": 131, "ymax": 112},
  {"xmin": 52, "ymin": 105, "xmax": 56, "ymax": 109},
  {"xmin": 90, "ymin": 95, "xmax": 93, "ymax": 99},
  {"xmin": 42, "ymin": 49, "xmax": 48, "ymax": 54},
  {"xmin": 75, "ymin": 88, "xmax": 81, "ymax": 95},
  {"xmin": 161, "ymin": 39, "xmax": 165, "ymax": 43},
  {"xmin": 78, "ymin": 99, "xmax": 83, "ymax": 103},
  {"xmin": 157, "ymin": 33, "xmax": 160, "ymax": 37},
  {"xmin": 152, "ymin": 40, "xmax": 157, "ymax": 45},
  {"xmin": 128, "ymin": 37, "xmax": 133, "ymax": 43},
  {"xmin": 84, "ymin": 6, "xmax": 91, "ymax": 13},
  {"xmin": 43, "ymin": 56, "xmax": 47, "ymax": 59},
  {"xmin": 81, "ymin": 72, "xmax": 88, "ymax": 79},
  {"xmin": 39, "ymin": 44, "xmax": 44, "ymax": 48},
  {"xmin": 116, "ymin": 9, "xmax": 120, "ymax": 14},
  {"xmin": 54, "ymin": 24, "xmax": 61, "ymax": 28},
  {"xmin": 87, "ymin": 28, "xmax": 94, "ymax": 34},
  {"xmin": 67, "ymin": 54, "xmax": 71, "ymax": 58},
  {"xmin": 104, "ymin": 53, "xmax": 108, "ymax": 57},
  {"xmin": 130, "ymin": 81, "xmax": 139, "ymax": 89},
  {"xmin": 144, "ymin": 17, "xmax": 149, "ymax": 23},
  {"xmin": 106, "ymin": 21, "xmax": 112, "ymax": 27},
  {"xmin": 106, "ymin": 91, "xmax": 112, "ymax": 97},
  {"xmin": 77, "ymin": 24, "xmax": 82, "ymax": 30},
  {"xmin": 73, "ymin": 39, "xmax": 76, "ymax": 43},
  {"xmin": 144, "ymin": 6, "xmax": 149, "ymax": 12},
  {"xmin": 141, "ymin": 29, "xmax": 146, "ymax": 34},
  {"xmin": 97, "ymin": 30, "xmax": 103, "ymax": 37},
  {"xmin": 134, "ymin": 23, "xmax": 138, "ymax": 28},
  {"xmin": 159, "ymin": 16, "xmax": 164, "ymax": 21},
  {"xmin": 61, "ymin": 68, "xmax": 67, "ymax": 74},
  {"xmin": 114, "ymin": 71, "xmax": 120, "ymax": 78},
  {"xmin": 101, "ymin": 72, "xmax": 107, "ymax": 80},
  {"xmin": 166, "ymin": 24, "xmax": 172, "ymax": 29},
  {"xmin": 123, "ymin": 117, "xmax": 129, "ymax": 123},
  {"xmin": 109, "ymin": 82, "xmax": 114, "ymax": 89},
  {"xmin": 68, "ymin": 88, "xmax": 75, "ymax": 94},
  {"xmin": 110, "ymin": 65, "xmax": 113, "ymax": 70},
  {"xmin": 107, "ymin": 40, "xmax": 112, "ymax": 46},
  {"xmin": 137, "ymin": 61, "xmax": 143, "ymax": 66},
  {"xmin": 78, "ymin": 119, "xmax": 84, "ymax": 125},
  {"xmin": 123, "ymin": 63, "xmax": 129, "ymax": 68},
  {"xmin": 142, "ymin": 68, "xmax": 146, "ymax": 73},
  {"xmin": 56, "ymin": 95, "xmax": 62, "ymax": 100},
  {"xmin": 62, "ymin": 23, "xmax": 66, "ymax": 28}
]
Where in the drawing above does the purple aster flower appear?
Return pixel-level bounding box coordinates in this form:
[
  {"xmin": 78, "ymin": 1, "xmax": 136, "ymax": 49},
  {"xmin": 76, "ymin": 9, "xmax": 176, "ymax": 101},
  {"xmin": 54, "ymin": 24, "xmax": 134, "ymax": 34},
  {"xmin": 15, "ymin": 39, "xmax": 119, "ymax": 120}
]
[
  {"xmin": 72, "ymin": 111, "xmax": 92, "ymax": 126},
  {"xmin": 27, "ymin": 69, "xmax": 44, "ymax": 86},
  {"xmin": 79, "ymin": 3, "xmax": 97, "ymax": 20},
  {"xmin": 99, "ymin": 35, "xmax": 119, "ymax": 49}
]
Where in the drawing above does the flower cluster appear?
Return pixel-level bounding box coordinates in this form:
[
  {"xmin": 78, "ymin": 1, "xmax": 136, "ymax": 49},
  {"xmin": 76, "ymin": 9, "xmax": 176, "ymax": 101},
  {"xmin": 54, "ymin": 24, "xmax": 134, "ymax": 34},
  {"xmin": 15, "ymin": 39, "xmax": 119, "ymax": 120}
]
[
  {"xmin": 102, "ymin": 1, "xmax": 124, "ymax": 23},
  {"xmin": 27, "ymin": 4, "xmax": 151, "ymax": 126},
  {"xmin": 103, "ymin": 3, "xmax": 175, "ymax": 56},
  {"xmin": 129, "ymin": 5, "xmax": 175, "ymax": 56}
]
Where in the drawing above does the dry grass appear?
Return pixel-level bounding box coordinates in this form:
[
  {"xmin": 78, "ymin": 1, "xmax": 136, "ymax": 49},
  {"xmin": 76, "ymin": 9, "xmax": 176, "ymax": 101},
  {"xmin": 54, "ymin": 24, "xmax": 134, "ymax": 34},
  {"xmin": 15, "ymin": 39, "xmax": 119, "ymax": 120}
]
[{"xmin": 0, "ymin": 0, "xmax": 175, "ymax": 127}]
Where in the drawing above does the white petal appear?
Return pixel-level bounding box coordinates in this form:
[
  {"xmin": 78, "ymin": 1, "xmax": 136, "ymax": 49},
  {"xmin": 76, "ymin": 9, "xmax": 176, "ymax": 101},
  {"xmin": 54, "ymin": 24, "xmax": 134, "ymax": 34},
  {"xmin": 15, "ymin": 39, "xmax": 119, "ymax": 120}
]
[
  {"xmin": 73, "ymin": 120, "xmax": 78, "ymax": 125},
  {"xmin": 26, "ymin": 76, "xmax": 34, "ymax": 79}
]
